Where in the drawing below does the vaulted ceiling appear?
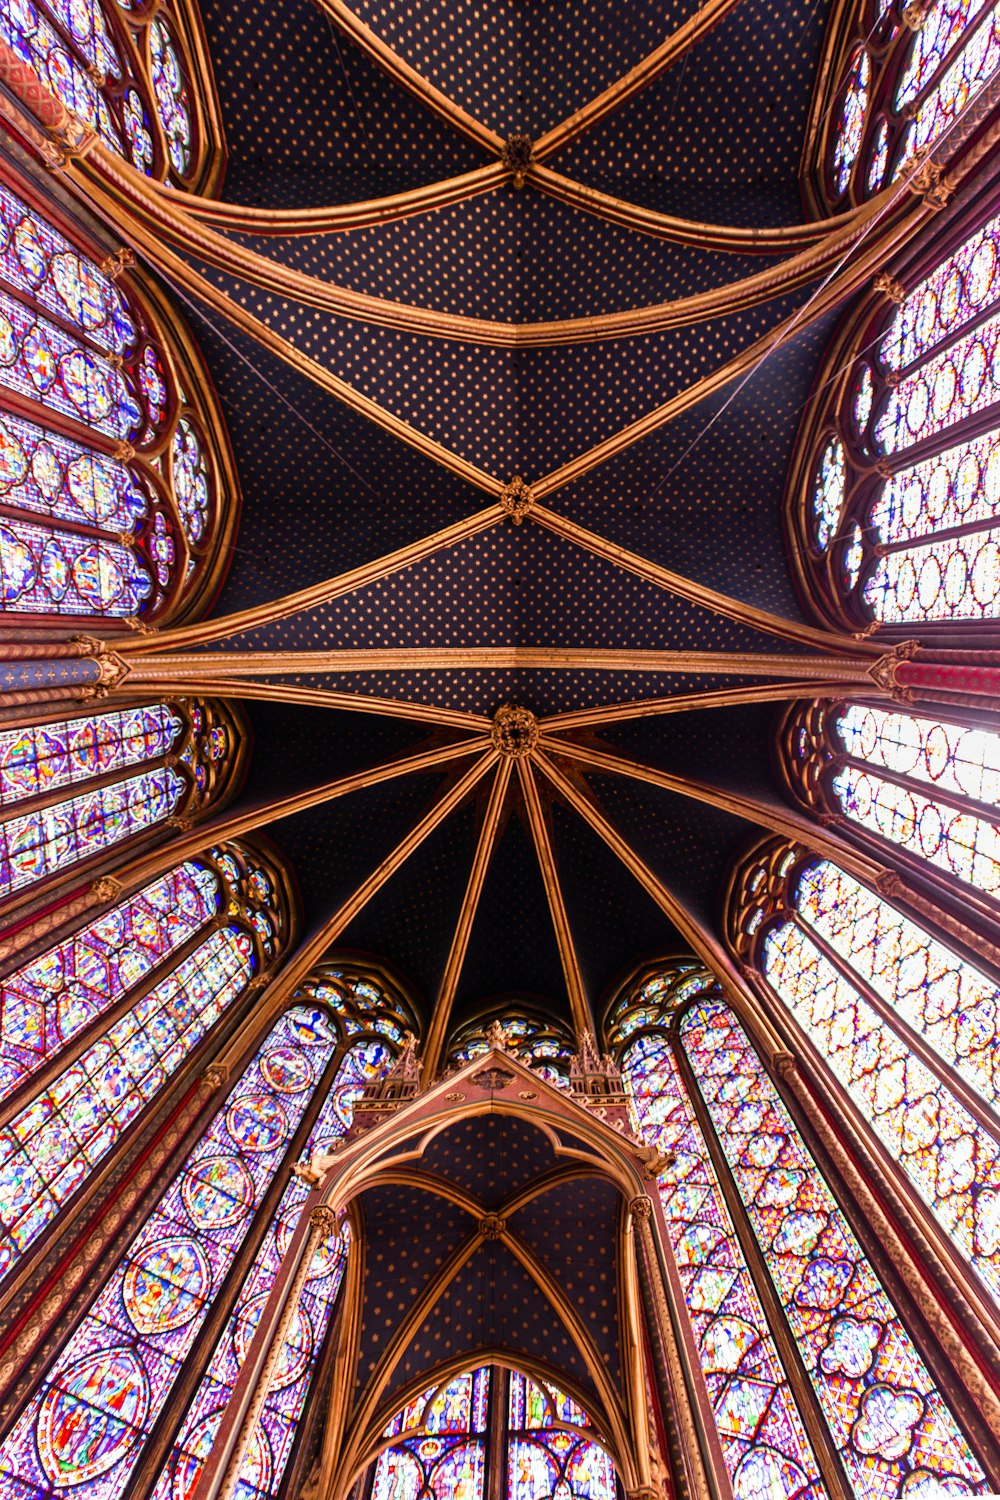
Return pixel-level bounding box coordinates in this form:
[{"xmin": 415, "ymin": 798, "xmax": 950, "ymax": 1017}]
[{"xmin": 133, "ymin": 0, "xmax": 859, "ymax": 1044}]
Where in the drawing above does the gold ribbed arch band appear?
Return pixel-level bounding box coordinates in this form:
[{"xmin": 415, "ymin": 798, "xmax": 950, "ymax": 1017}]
[{"xmin": 73, "ymin": 144, "xmax": 912, "ymax": 346}]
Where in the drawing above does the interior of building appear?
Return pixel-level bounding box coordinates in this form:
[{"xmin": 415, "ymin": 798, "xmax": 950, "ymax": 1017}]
[{"xmin": 0, "ymin": 1, "xmax": 998, "ymax": 1497}]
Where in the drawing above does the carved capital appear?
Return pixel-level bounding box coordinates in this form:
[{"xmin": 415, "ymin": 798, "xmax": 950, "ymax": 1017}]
[
  {"xmin": 202, "ymin": 1062, "xmax": 229, "ymax": 1090},
  {"xmin": 873, "ymin": 271, "xmax": 906, "ymax": 304},
  {"xmin": 499, "ymin": 474, "xmax": 535, "ymax": 524},
  {"xmin": 874, "ymin": 456, "xmax": 894, "ymax": 479},
  {"xmin": 100, "ymin": 247, "xmax": 135, "ymax": 279},
  {"xmin": 166, "ymin": 815, "xmax": 194, "ymax": 831},
  {"xmin": 310, "ymin": 1204, "xmax": 339, "ymax": 1234},
  {"xmin": 90, "ymin": 875, "xmax": 123, "ymax": 904},
  {"xmin": 773, "ymin": 1051, "xmax": 797, "ymax": 1078},
  {"xmin": 114, "ymin": 442, "xmax": 136, "ymax": 462},
  {"xmin": 902, "ymin": 0, "xmax": 935, "ymax": 28},
  {"xmin": 627, "ymin": 1488, "xmax": 663, "ymax": 1500},
  {"xmin": 867, "ymin": 640, "xmax": 920, "ymax": 698},
  {"xmin": 630, "ymin": 1195, "xmax": 653, "ymax": 1221},
  {"xmin": 479, "ymin": 1214, "xmax": 506, "ymax": 1240},
  {"xmin": 124, "ymin": 614, "xmax": 156, "ymax": 634},
  {"xmin": 501, "ymin": 134, "xmax": 534, "ymax": 188},
  {"xmin": 491, "ymin": 703, "xmax": 538, "ymax": 758},
  {"xmin": 906, "ymin": 157, "xmax": 955, "ymax": 209},
  {"xmin": 874, "ymin": 869, "xmax": 905, "ymax": 900}
]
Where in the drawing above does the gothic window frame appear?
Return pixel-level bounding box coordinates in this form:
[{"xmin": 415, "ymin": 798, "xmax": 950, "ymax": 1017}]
[
  {"xmin": 0, "ymin": 161, "xmax": 240, "ymax": 631},
  {"xmin": 784, "ymin": 187, "xmax": 1000, "ymax": 642},
  {"xmin": 0, "ymin": 0, "xmax": 225, "ymax": 192},
  {"xmin": 802, "ymin": 0, "xmax": 1000, "ymax": 216},
  {"xmin": 446, "ymin": 1003, "xmax": 576, "ymax": 1089},
  {"xmin": 725, "ymin": 831, "xmax": 1000, "ymax": 1339},
  {"xmin": 777, "ymin": 695, "xmax": 1000, "ymax": 937},
  {"xmin": 361, "ymin": 1361, "xmax": 623, "ymax": 1500},
  {"xmin": 0, "ymin": 962, "xmax": 413, "ymax": 1500},
  {"xmin": 0, "ymin": 694, "xmax": 249, "ymax": 933},
  {"xmin": 0, "ymin": 832, "xmax": 294, "ymax": 1303},
  {"xmin": 605, "ymin": 955, "xmax": 1000, "ymax": 1499}
]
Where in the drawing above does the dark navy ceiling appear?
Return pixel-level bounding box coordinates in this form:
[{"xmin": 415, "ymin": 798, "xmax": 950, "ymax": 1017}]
[{"xmin": 164, "ymin": 0, "xmax": 846, "ymax": 1036}]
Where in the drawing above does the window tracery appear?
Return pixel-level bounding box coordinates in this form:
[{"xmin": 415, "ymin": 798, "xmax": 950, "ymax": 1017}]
[
  {"xmin": 0, "ymin": 171, "xmax": 237, "ymax": 628},
  {"xmin": 811, "ymin": 0, "xmax": 1000, "ymax": 212},
  {"xmin": 781, "ymin": 698, "xmax": 1000, "ymax": 908},
  {"xmin": 0, "ymin": 697, "xmax": 242, "ymax": 917},
  {"xmin": 609, "ymin": 960, "xmax": 992, "ymax": 1500},
  {"xmin": 789, "ymin": 200, "xmax": 1000, "ymax": 633},
  {"xmin": 0, "ymin": 966, "xmax": 409, "ymax": 1500},
  {"xmin": 728, "ymin": 835, "xmax": 1000, "ymax": 1309},
  {"xmin": 368, "ymin": 1367, "xmax": 618, "ymax": 1500},
  {"xmin": 0, "ymin": 0, "xmax": 221, "ymax": 189},
  {"xmin": 447, "ymin": 1008, "xmax": 576, "ymax": 1089},
  {"xmin": 0, "ymin": 834, "xmax": 289, "ymax": 1282}
]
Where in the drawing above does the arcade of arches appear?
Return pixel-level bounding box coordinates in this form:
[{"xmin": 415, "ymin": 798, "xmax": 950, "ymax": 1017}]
[{"xmin": 2, "ymin": 2, "xmax": 1000, "ymax": 1499}]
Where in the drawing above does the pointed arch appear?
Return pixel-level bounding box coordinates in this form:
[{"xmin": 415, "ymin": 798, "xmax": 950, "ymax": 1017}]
[
  {"xmin": 803, "ymin": 0, "xmax": 1000, "ymax": 214},
  {"xmin": 607, "ymin": 957, "xmax": 995, "ymax": 1500},
  {"xmin": 0, "ymin": 695, "xmax": 245, "ymax": 926},
  {"xmin": 0, "ymin": 833, "xmax": 292, "ymax": 1286},
  {"xmin": 447, "ymin": 1005, "xmax": 576, "ymax": 1090},
  {"xmin": 0, "ymin": 164, "xmax": 239, "ymax": 629},
  {"xmin": 786, "ymin": 193, "xmax": 1000, "ymax": 639},
  {"xmin": 0, "ymin": 961, "xmax": 414, "ymax": 1500},
  {"xmin": 728, "ymin": 833, "xmax": 1000, "ymax": 1319},
  {"xmin": 779, "ymin": 696, "xmax": 1000, "ymax": 925},
  {"xmin": 0, "ymin": 0, "xmax": 223, "ymax": 190}
]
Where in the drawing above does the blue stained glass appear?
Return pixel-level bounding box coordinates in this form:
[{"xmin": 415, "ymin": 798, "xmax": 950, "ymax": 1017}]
[
  {"xmin": 151, "ymin": 1039, "xmax": 392, "ymax": 1500},
  {"xmin": 0, "ymin": 1004, "xmax": 337, "ymax": 1500},
  {"xmin": 0, "ymin": 924, "xmax": 255, "ymax": 1280}
]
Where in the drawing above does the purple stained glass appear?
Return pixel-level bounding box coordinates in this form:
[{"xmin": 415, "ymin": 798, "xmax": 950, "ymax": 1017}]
[
  {"xmin": 171, "ymin": 416, "xmax": 211, "ymax": 546},
  {"xmin": 831, "ymin": 49, "xmax": 869, "ymax": 197},
  {"xmin": 0, "ymin": 1003, "xmax": 335, "ymax": 1500},
  {"xmin": 39, "ymin": 0, "xmax": 122, "ymax": 79},
  {"xmin": 149, "ymin": 16, "xmax": 192, "ymax": 177},
  {"xmin": 0, "ymin": 285, "xmax": 142, "ymax": 440},
  {"xmin": 0, "ymin": 704, "xmax": 182, "ymax": 808},
  {"xmin": 0, "ymin": 0, "xmax": 124, "ymax": 158},
  {"xmin": 373, "ymin": 1371, "xmax": 491, "ymax": 1500},
  {"xmin": 875, "ymin": 310, "xmax": 1000, "ymax": 458},
  {"xmin": 151, "ymin": 1038, "xmax": 392, "ymax": 1500},
  {"xmin": 0, "ymin": 856, "xmax": 218, "ymax": 1099},
  {"xmin": 0, "ymin": 923, "xmax": 255, "ymax": 1282},
  {"xmin": 679, "ymin": 999, "xmax": 988, "ymax": 1500},
  {"xmin": 880, "ymin": 212, "xmax": 1000, "ymax": 372},
  {"xmin": 506, "ymin": 1372, "xmax": 615, "ymax": 1500},
  {"xmin": 622, "ymin": 1031, "xmax": 829, "ymax": 1500},
  {"xmin": 0, "ymin": 409, "xmax": 150, "ymax": 532},
  {"xmin": 0, "ymin": 763, "xmax": 185, "ymax": 901},
  {"xmin": 0, "ymin": 515, "xmax": 153, "ymax": 615},
  {"xmin": 0, "ymin": 180, "xmax": 135, "ymax": 355},
  {"xmin": 895, "ymin": 6, "xmax": 1000, "ymax": 173},
  {"xmin": 894, "ymin": 0, "xmax": 991, "ymax": 110}
]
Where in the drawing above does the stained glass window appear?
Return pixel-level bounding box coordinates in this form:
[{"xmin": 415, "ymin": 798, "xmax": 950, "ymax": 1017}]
[
  {"xmin": 0, "ymin": 171, "xmax": 229, "ymax": 624},
  {"xmin": 733, "ymin": 835, "xmax": 1000, "ymax": 1308},
  {"xmin": 447, "ymin": 1011, "xmax": 575, "ymax": 1089},
  {"xmin": 796, "ymin": 201, "xmax": 1000, "ymax": 630},
  {"xmin": 821, "ymin": 0, "xmax": 999, "ymax": 208},
  {"xmin": 0, "ymin": 0, "xmax": 212, "ymax": 186},
  {"xmin": 0, "ymin": 699, "xmax": 236, "ymax": 914},
  {"xmin": 369, "ymin": 1368, "xmax": 618, "ymax": 1500},
  {"xmin": 0, "ymin": 837, "xmax": 287, "ymax": 1282},
  {"xmin": 0, "ymin": 1002, "xmax": 338, "ymax": 1500},
  {"xmin": 611, "ymin": 961, "xmax": 991, "ymax": 1500},
  {"xmin": 785, "ymin": 699, "xmax": 1000, "ymax": 903},
  {"xmin": 151, "ymin": 1038, "xmax": 393, "ymax": 1500}
]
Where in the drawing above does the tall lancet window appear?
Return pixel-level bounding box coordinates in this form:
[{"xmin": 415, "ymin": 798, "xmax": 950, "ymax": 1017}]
[
  {"xmin": 808, "ymin": 0, "xmax": 1000, "ymax": 211},
  {"xmin": 781, "ymin": 698, "xmax": 1000, "ymax": 910},
  {"xmin": 0, "ymin": 0, "xmax": 221, "ymax": 188},
  {"xmin": 0, "ymin": 965, "xmax": 411, "ymax": 1500},
  {"xmin": 0, "ymin": 171, "xmax": 236, "ymax": 628},
  {"xmin": 367, "ymin": 1367, "xmax": 618, "ymax": 1500},
  {"xmin": 788, "ymin": 201, "xmax": 1000, "ymax": 635},
  {"xmin": 447, "ymin": 1009, "xmax": 575, "ymax": 1089},
  {"xmin": 0, "ymin": 836, "xmax": 289, "ymax": 1282},
  {"xmin": 0, "ymin": 697, "xmax": 241, "ymax": 915},
  {"xmin": 609, "ymin": 962, "xmax": 992, "ymax": 1500},
  {"xmin": 729, "ymin": 835, "xmax": 1000, "ymax": 1310}
]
